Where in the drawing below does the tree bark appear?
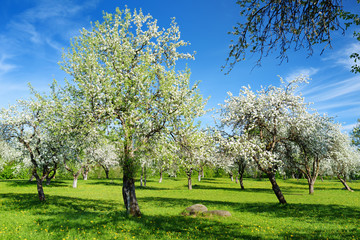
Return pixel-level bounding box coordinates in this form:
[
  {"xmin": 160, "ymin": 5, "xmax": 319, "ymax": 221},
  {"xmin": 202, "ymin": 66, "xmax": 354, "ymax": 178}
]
[
  {"xmin": 73, "ymin": 175, "xmax": 79, "ymax": 188},
  {"xmin": 306, "ymin": 177, "xmax": 316, "ymax": 194},
  {"xmin": 230, "ymin": 172, "xmax": 234, "ymax": 182},
  {"xmin": 46, "ymin": 168, "xmax": 57, "ymax": 186},
  {"xmin": 338, "ymin": 176, "xmax": 354, "ymax": 192},
  {"xmin": 100, "ymin": 164, "xmax": 110, "ymax": 179},
  {"xmin": 140, "ymin": 166, "xmax": 144, "ymax": 187},
  {"xmin": 187, "ymin": 169, "xmax": 193, "ymax": 190},
  {"xmin": 82, "ymin": 165, "xmax": 89, "ymax": 180},
  {"xmin": 29, "ymin": 174, "xmax": 35, "ymax": 182},
  {"xmin": 198, "ymin": 170, "xmax": 201, "ymax": 182},
  {"xmin": 36, "ymin": 178, "xmax": 46, "ymax": 201},
  {"xmin": 238, "ymin": 164, "xmax": 245, "ymax": 190},
  {"xmin": 122, "ymin": 175, "xmax": 141, "ymax": 217},
  {"xmin": 105, "ymin": 168, "xmax": 110, "ymax": 179},
  {"xmin": 122, "ymin": 152, "xmax": 141, "ymax": 217},
  {"xmin": 143, "ymin": 166, "xmax": 147, "ymax": 187},
  {"xmin": 46, "ymin": 177, "xmax": 51, "ymax": 186},
  {"xmin": 159, "ymin": 169, "xmax": 163, "ymax": 183},
  {"xmin": 267, "ymin": 173, "xmax": 287, "ymax": 204},
  {"xmin": 239, "ymin": 172, "xmax": 245, "ymax": 190}
]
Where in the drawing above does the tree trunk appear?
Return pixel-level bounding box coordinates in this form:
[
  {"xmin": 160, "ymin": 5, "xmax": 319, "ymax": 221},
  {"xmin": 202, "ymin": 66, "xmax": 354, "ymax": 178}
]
[
  {"xmin": 239, "ymin": 172, "xmax": 245, "ymax": 190},
  {"xmin": 140, "ymin": 166, "xmax": 144, "ymax": 187},
  {"xmin": 144, "ymin": 166, "xmax": 147, "ymax": 187},
  {"xmin": 239, "ymin": 164, "xmax": 245, "ymax": 190},
  {"xmin": 159, "ymin": 169, "xmax": 163, "ymax": 183},
  {"xmin": 307, "ymin": 177, "xmax": 316, "ymax": 194},
  {"xmin": 36, "ymin": 178, "xmax": 46, "ymax": 201},
  {"xmin": 46, "ymin": 169, "xmax": 57, "ymax": 186},
  {"xmin": 230, "ymin": 172, "xmax": 234, "ymax": 181},
  {"xmin": 122, "ymin": 152, "xmax": 141, "ymax": 217},
  {"xmin": 82, "ymin": 165, "xmax": 89, "ymax": 180},
  {"xmin": 338, "ymin": 176, "xmax": 353, "ymax": 192},
  {"xmin": 267, "ymin": 173, "xmax": 287, "ymax": 204},
  {"xmin": 235, "ymin": 174, "xmax": 238, "ymax": 184},
  {"xmin": 105, "ymin": 168, "xmax": 109, "ymax": 179},
  {"xmin": 46, "ymin": 177, "xmax": 51, "ymax": 186},
  {"xmin": 198, "ymin": 170, "xmax": 201, "ymax": 182},
  {"xmin": 187, "ymin": 169, "xmax": 193, "ymax": 190},
  {"xmin": 29, "ymin": 174, "xmax": 35, "ymax": 182},
  {"xmin": 100, "ymin": 164, "xmax": 110, "ymax": 179},
  {"xmin": 122, "ymin": 175, "xmax": 141, "ymax": 217},
  {"xmin": 73, "ymin": 175, "xmax": 79, "ymax": 188},
  {"xmin": 188, "ymin": 175, "xmax": 192, "ymax": 190}
]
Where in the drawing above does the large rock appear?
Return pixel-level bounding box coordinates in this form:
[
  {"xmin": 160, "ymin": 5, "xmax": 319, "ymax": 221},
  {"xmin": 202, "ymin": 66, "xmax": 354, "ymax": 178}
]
[
  {"xmin": 204, "ymin": 210, "xmax": 231, "ymax": 217},
  {"xmin": 185, "ymin": 204, "xmax": 208, "ymax": 215}
]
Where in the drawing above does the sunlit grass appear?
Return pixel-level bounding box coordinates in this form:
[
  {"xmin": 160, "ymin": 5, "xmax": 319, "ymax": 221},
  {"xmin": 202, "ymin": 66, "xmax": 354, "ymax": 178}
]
[{"xmin": 0, "ymin": 177, "xmax": 359, "ymax": 239}]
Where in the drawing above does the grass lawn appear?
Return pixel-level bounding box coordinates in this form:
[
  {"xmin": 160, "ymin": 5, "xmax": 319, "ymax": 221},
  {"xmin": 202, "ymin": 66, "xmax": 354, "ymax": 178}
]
[{"xmin": 0, "ymin": 177, "xmax": 359, "ymax": 239}]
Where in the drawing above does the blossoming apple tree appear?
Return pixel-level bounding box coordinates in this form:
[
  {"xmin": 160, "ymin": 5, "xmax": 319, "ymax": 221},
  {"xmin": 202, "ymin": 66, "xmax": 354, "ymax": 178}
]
[
  {"xmin": 0, "ymin": 99, "xmax": 61, "ymax": 200},
  {"xmin": 59, "ymin": 7, "xmax": 206, "ymax": 216},
  {"xmin": 219, "ymin": 77, "xmax": 313, "ymax": 204}
]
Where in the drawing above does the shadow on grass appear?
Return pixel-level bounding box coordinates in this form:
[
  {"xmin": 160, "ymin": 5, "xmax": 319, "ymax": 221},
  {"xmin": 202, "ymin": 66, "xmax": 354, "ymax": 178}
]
[
  {"xmin": 2, "ymin": 179, "xmax": 69, "ymax": 188},
  {"xmin": 139, "ymin": 196, "xmax": 360, "ymax": 224},
  {"xmin": 191, "ymin": 184, "xmax": 274, "ymax": 194},
  {"xmin": 1, "ymin": 192, "xmax": 359, "ymax": 239},
  {"xmin": 0, "ymin": 193, "xmax": 255, "ymax": 239},
  {"xmin": 86, "ymin": 180, "xmax": 123, "ymax": 186}
]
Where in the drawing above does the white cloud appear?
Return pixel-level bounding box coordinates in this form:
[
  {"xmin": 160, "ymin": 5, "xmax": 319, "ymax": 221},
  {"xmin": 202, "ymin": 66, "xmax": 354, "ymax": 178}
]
[
  {"xmin": 341, "ymin": 123, "xmax": 357, "ymax": 132},
  {"xmin": 303, "ymin": 76, "xmax": 360, "ymax": 102},
  {"xmin": 323, "ymin": 42, "xmax": 360, "ymax": 70},
  {"xmin": 2, "ymin": 0, "xmax": 99, "ymax": 54},
  {"xmin": 285, "ymin": 67, "xmax": 319, "ymax": 82},
  {"xmin": 315, "ymin": 101, "xmax": 360, "ymax": 111},
  {"xmin": 0, "ymin": 55, "xmax": 16, "ymax": 76}
]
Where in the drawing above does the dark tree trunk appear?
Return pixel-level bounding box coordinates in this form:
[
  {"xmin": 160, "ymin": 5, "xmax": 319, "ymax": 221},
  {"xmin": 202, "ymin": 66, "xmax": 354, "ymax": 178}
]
[
  {"xmin": 338, "ymin": 176, "xmax": 353, "ymax": 192},
  {"xmin": 36, "ymin": 178, "xmax": 46, "ymax": 201},
  {"xmin": 307, "ymin": 177, "xmax": 316, "ymax": 194},
  {"xmin": 45, "ymin": 168, "xmax": 57, "ymax": 186},
  {"xmin": 267, "ymin": 173, "xmax": 287, "ymax": 204},
  {"xmin": 235, "ymin": 174, "xmax": 238, "ymax": 184},
  {"xmin": 122, "ymin": 152, "xmax": 141, "ymax": 217},
  {"xmin": 105, "ymin": 168, "xmax": 109, "ymax": 179},
  {"xmin": 238, "ymin": 164, "xmax": 245, "ymax": 190},
  {"xmin": 239, "ymin": 172, "xmax": 245, "ymax": 190},
  {"xmin": 122, "ymin": 175, "xmax": 141, "ymax": 217},
  {"xmin": 46, "ymin": 177, "xmax": 51, "ymax": 186},
  {"xmin": 100, "ymin": 164, "xmax": 110, "ymax": 179}
]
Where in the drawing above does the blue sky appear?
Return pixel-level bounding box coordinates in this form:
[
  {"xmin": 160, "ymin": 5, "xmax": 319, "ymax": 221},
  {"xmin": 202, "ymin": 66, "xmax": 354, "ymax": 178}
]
[{"xmin": 0, "ymin": 0, "xmax": 360, "ymax": 132}]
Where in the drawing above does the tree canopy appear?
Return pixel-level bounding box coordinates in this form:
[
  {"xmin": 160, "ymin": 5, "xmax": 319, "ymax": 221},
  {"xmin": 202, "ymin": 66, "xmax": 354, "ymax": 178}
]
[{"xmin": 225, "ymin": 0, "xmax": 359, "ymax": 72}]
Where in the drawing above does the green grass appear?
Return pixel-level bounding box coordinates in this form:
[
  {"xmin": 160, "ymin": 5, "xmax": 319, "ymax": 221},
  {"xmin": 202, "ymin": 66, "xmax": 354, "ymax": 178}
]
[{"xmin": 0, "ymin": 177, "xmax": 359, "ymax": 239}]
